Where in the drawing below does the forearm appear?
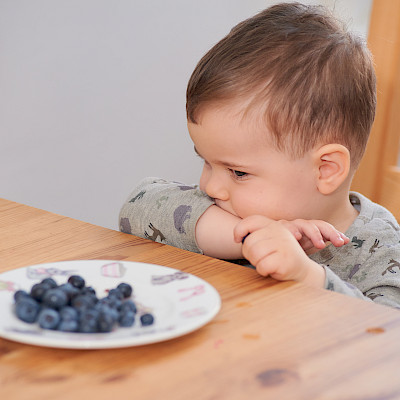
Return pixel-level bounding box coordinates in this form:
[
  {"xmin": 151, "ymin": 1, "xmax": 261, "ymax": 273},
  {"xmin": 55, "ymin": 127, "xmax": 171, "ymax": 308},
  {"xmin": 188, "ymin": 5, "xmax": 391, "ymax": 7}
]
[{"xmin": 195, "ymin": 205, "xmax": 243, "ymax": 259}]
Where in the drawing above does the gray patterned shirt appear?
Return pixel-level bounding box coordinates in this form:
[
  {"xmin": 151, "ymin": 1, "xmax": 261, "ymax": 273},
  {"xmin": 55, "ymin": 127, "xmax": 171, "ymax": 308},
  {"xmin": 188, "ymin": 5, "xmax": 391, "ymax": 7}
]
[{"xmin": 119, "ymin": 177, "xmax": 400, "ymax": 309}]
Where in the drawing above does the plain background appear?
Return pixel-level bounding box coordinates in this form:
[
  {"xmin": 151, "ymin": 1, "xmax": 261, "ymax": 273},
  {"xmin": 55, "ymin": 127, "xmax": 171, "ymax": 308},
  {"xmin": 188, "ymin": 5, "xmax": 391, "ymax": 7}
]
[{"xmin": 0, "ymin": 0, "xmax": 372, "ymax": 229}]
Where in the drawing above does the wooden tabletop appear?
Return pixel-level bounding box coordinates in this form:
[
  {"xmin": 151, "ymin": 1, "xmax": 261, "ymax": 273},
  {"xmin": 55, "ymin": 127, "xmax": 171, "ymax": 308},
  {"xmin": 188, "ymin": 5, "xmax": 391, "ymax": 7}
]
[{"xmin": 1, "ymin": 198, "xmax": 400, "ymax": 400}]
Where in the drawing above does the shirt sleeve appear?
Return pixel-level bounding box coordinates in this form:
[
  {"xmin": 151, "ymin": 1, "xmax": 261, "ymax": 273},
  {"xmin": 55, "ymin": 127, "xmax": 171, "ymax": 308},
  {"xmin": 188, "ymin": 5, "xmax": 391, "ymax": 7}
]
[
  {"xmin": 323, "ymin": 266, "xmax": 373, "ymax": 301},
  {"xmin": 118, "ymin": 177, "xmax": 215, "ymax": 253},
  {"xmin": 323, "ymin": 263, "xmax": 400, "ymax": 309}
]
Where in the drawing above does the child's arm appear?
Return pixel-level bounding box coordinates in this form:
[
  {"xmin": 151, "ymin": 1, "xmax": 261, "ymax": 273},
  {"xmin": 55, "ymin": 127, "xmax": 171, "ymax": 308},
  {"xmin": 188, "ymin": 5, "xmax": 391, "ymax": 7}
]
[
  {"xmin": 119, "ymin": 177, "xmax": 214, "ymax": 253},
  {"xmin": 119, "ymin": 177, "xmax": 247, "ymax": 256},
  {"xmin": 196, "ymin": 207, "xmax": 349, "ymax": 259},
  {"xmin": 120, "ymin": 178, "xmax": 348, "ymax": 260}
]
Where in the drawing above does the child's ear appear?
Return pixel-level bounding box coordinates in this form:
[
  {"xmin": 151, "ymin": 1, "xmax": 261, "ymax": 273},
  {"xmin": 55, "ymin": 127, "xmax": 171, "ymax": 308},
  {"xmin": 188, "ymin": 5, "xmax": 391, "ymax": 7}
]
[{"xmin": 313, "ymin": 144, "xmax": 351, "ymax": 195}]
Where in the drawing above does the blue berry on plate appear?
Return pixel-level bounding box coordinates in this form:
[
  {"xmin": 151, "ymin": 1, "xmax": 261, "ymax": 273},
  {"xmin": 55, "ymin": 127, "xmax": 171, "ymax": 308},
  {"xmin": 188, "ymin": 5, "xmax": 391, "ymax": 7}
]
[
  {"xmin": 120, "ymin": 300, "xmax": 137, "ymax": 314},
  {"xmin": 98, "ymin": 312, "xmax": 116, "ymax": 332},
  {"xmin": 42, "ymin": 288, "xmax": 68, "ymax": 309},
  {"xmin": 59, "ymin": 306, "xmax": 79, "ymax": 321},
  {"xmin": 38, "ymin": 308, "xmax": 60, "ymax": 330},
  {"xmin": 79, "ymin": 309, "xmax": 100, "ymax": 333},
  {"xmin": 119, "ymin": 309, "xmax": 135, "ymax": 327},
  {"xmin": 108, "ymin": 288, "xmax": 124, "ymax": 300},
  {"xmin": 30, "ymin": 282, "xmax": 51, "ymax": 302},
  {"xmin": 95, "ymin": 303, "xmax": 119, "ymax": 323},
  {"xmin": 80, "ymin": 286, "xmax": 96, "ymax": 297},
  {"xmin": 117, "ymin": 283, "xmax": 133, "ymax": 298},
  {"xmin": 67, "ymin": 275, "xmax": 85, "ymax": 289},
  {"xmin": 104, "ymin": 296, "xmax": 122, "ymax": 311},
  {"xmin": 13, "ymin": 290, "xmax": 30, "ymax": 302},
  {"xmin": 58, "ymin": 282, "xmax": 80, "ymax": 300},
  {"xmin": 15, "ymin": 297, "xmax": 40, "ymax": 323},
  {"xmin": 140, "ymin": 313, "xmax": 154, "ymax": 326},
  {"xmin": 58, "ymin": 319, "xmax": 78, "ymax": 332},
  {"xmin": 41, "ymin": 277, "xmax": 58, "ymax": 288},
  {"xmin": 71, "ymin": 294, "xmax": 97, "ymax": 311}
]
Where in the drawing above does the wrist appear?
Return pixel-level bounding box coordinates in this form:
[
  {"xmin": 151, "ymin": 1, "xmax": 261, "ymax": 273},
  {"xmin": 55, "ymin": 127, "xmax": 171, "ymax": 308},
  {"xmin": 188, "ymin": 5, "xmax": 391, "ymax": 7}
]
[{"xmin": 299, "ymin": 259, "xmax": 326, "ymax": 288}]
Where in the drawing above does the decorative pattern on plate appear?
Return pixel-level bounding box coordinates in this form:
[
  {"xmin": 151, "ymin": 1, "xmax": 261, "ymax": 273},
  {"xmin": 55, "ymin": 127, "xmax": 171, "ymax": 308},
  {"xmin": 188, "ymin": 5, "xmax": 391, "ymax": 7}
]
[{"xmin": 0, "ymin": 260, "xmax": 221, "ymax": 349}]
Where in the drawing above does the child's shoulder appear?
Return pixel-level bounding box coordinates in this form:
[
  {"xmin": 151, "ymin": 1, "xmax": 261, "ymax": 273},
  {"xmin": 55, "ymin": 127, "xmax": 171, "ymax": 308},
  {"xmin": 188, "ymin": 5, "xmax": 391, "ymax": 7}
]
[{"xmin": 350, "ymin": 192, "xmax": 400, "ymax": 239}]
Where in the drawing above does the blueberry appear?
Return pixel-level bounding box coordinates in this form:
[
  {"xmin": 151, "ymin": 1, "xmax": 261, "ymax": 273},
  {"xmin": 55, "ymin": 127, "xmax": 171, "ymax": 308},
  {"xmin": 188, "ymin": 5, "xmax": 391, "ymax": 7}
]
[
  {"xmin": 98, "ymin": 312, "xmax": 116, "ymax": 332},
  {"xmin": 79, "ymin": 309, "xmax": 99, "ymax": 333},
  {"xmin": 119, "ymin": 310, "xmax": 135, "ymax": 327},
  {"xmin": 80, "ymin": 286, "xmax": 96, "ymax": 297},
  {"xmin": 30, "ymin": 282, "xmax": 51, "ymax": 302},
  {"xmin": 71, "ymin": 294, "xmax": 96, "ymax": 311},
  {"xmin": 41, "ymin": 278, "xmax": 58, "ymax": 288},
  {"xmin": 117, "ymin": 283, "xmax": 133, "ymax": 298},
  {"xmin": 38, "ymin": 308, "xmax": 60, "ymax": 330},
  {"xmin": 108, "ymin": 288, "xmax": 123, "ymax": 300},
  {"xmin": 58, "ymin": 283, "xmax": 80, "ymax": 300},
  {"xmin": 120, "ymin": 300, "xmax": 137, "ymax": 314},
  {"xmin": 140, "ymin": 313, "xmax": 154, "ymax": 326},
  {"xmin": 58, "ymin": 319, "xmax": 78, "ymax": 332},
  {"xmin": 42, "ymin": 288, "xmax": 68, "ymax": 309},
  {"xmin": 104, "ymin": 296, "xmax": 122, "ymax": 311},
  {"xmin": 68, "ymin": 275, "xmax": 85, "ymax": 289},
  {"xmin": 95, "ymin": 303, "xmax": 119, "ymax": 322},
  {"xmin": 15, "ymin": 297, "xmax": 40, "ymax": 323},
  {"xmin": 59, "ymin": 306, "xmax": 79, "ymax": 321},
  {"xmin": 13, "ymin": 290, "xmax": 30, "ymax": 302}
]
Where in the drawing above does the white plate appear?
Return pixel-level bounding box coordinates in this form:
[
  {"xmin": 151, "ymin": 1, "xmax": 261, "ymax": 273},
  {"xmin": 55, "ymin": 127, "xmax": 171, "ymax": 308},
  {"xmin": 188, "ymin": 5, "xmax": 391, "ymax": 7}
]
[{"xmin": 0, "ymin": 260, "xmax": 221, "ymax": 349}]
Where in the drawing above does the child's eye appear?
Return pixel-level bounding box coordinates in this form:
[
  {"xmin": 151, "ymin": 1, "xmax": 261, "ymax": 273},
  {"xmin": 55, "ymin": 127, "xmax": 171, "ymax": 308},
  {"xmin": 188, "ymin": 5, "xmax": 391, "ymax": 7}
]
[{"xmin": 230, "ymin": 169, "xmax": 248, "ymax": 179}]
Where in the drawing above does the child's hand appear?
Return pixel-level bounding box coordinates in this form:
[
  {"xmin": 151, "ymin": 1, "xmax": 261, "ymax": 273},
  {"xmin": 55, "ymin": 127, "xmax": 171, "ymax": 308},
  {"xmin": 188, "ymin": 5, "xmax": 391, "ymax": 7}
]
[
  {"xmin": 278, "ymin": 218, "xmax": 349, "ymax": 251},
  {"xmin": 233, "ymin": 216, "xmax": 348, "ymax": 286},
  {"xmin": 236, "ymin": 216, "xmax": 348, "ymax": 252}
]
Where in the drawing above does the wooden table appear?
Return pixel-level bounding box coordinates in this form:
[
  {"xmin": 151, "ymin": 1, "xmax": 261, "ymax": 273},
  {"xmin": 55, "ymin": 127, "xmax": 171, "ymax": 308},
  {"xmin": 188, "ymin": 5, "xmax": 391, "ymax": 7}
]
[{"xmin": 1, "ymin": 198, "xmax": 400, "ymax": 400}]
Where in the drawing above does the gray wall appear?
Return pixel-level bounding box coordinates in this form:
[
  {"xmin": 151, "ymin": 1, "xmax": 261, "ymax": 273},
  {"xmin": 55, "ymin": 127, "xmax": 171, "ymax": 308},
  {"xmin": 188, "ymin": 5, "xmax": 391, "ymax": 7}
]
[{"xmin": 0, "ymin": 0, "xmax": 372, "ymax": 229}]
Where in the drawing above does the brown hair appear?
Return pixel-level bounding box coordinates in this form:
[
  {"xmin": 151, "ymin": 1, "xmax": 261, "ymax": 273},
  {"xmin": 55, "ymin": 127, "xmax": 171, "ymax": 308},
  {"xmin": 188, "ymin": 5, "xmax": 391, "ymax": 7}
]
[{"xmin": 186, "ymin": 2, "xmax": 376, "ymax": 166}]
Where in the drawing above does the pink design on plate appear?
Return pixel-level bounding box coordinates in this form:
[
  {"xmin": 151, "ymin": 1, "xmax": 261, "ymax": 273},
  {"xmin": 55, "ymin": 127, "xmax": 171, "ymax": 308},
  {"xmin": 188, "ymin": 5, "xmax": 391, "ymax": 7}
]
[
  {"xmin": 178, "ymin": 285, "xmax": 205, "ymax": 301},
  {"xmin": 101, "ymin": 262, "xmax": 126, "ymax": 278},
  {"xmin": 0, "ymin": 280, "xmax": 18, "ymax": 292},
  {"xmin": 26, "ymin": 267, "xmax": 76, "ymax": 280},
  {"xmin": 180, "ymin": 307, "xmax": 208, "ymax": 318}
]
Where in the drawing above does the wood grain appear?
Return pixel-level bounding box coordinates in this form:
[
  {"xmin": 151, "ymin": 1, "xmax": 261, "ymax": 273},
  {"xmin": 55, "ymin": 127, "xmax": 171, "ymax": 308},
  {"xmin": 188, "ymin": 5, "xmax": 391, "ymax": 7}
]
[{"xmin": 1, "ymin": 198, "xmax": 400, "ymax": 400}]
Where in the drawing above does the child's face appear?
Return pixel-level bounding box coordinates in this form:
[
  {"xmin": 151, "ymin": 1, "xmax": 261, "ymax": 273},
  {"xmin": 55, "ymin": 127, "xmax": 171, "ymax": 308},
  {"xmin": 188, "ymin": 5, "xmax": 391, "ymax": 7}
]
[{"xmin": 188, "ymin": 105, "xmax": 319, "ymax": 221}]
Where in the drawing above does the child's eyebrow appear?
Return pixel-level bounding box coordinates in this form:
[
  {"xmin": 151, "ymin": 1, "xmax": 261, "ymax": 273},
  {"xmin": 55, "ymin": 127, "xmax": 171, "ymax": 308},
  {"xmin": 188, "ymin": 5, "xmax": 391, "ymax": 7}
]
[{"xmin": 193, "ymin": 146, "xmax": 248, "ymax": 169}]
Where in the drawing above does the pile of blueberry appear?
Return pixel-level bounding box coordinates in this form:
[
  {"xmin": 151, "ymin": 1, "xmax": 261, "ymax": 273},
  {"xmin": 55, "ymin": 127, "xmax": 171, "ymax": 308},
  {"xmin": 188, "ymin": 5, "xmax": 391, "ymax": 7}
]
[{"xmin": 13, "ymin": 275, "xmax": 154, "ymax": 333}]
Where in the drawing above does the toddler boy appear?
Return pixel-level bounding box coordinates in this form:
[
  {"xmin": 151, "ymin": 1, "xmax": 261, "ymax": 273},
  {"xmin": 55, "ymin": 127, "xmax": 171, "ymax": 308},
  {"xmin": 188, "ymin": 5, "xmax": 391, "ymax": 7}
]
[{"xmin": 119, "ymin": 3, "xmax": 400, "ymax": 308}]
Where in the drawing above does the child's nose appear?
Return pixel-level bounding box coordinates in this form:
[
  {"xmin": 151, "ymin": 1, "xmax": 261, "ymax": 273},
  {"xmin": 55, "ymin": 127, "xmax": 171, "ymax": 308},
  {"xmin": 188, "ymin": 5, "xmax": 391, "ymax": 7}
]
[{"xmin": 203, "ymin": 173, "xmax": 229, "ymax": 201}]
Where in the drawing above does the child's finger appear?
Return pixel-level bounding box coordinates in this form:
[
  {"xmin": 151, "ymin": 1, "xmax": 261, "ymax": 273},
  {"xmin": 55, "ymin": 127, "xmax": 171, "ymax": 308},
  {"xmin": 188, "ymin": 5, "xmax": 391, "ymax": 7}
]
[
  {"xmin": 294, "ymin": 221, "xmax": 327, "ymax": 249},
  {"xmin": 233, "ymin": 215, "xmax": 274, "ymax": 243},
  {"xmin": 278, "ymin": 221, "xmax": 306, "ymax": 242},
  {"xmin": 309, "ymin": 221, "xmax": 348, "ymax": 247}
]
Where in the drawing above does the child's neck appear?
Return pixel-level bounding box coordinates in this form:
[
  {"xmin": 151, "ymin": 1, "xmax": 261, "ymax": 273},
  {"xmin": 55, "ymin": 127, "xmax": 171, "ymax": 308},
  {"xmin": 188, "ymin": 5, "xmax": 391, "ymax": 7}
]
[
  {"xmin": 317, "ymin": 189, "xmax": 359, "ymax": 236},
  {"xmin": 330, "ymin": 198, "xmax": 359, "ymax": 233}
]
